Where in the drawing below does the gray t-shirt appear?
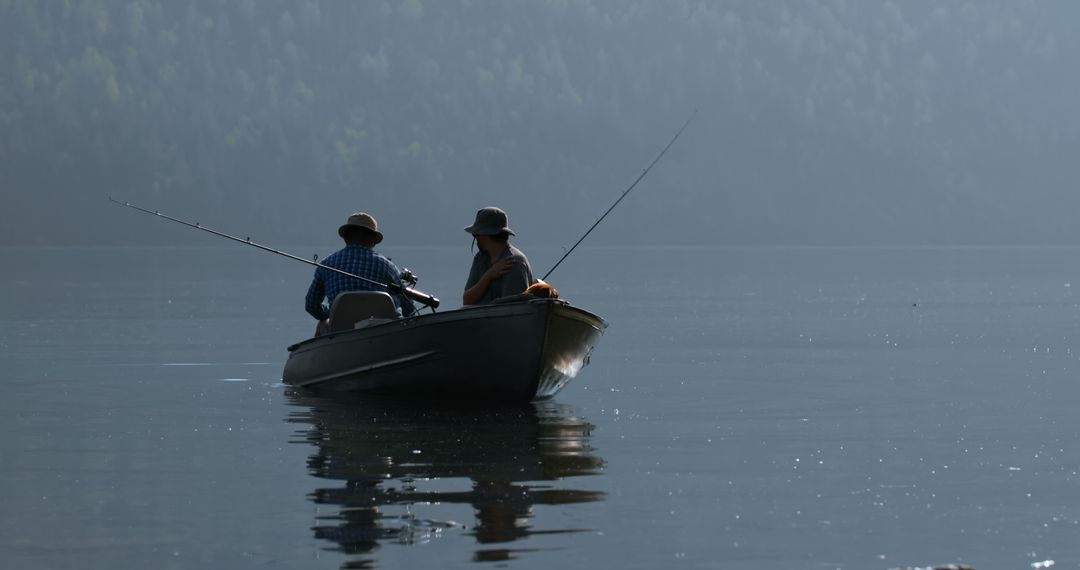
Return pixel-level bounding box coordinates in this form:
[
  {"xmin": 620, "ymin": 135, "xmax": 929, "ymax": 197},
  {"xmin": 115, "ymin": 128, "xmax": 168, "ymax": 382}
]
[{"xmin": 464, "ymin": 244, "xmax": 534, "ymax": 304}]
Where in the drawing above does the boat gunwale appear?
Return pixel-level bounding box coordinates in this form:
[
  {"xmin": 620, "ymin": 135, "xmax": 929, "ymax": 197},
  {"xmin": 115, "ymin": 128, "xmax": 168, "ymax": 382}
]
[{"xmin": 286, "ymin": 298, "xmax": 605, "ymax": 352}]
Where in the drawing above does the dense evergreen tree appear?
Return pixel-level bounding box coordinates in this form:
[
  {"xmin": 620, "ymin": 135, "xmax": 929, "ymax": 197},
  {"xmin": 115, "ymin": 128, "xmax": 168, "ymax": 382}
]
[{"xmin": 2, "ymin": 1, "xmax": 1077, "ymax": 245}]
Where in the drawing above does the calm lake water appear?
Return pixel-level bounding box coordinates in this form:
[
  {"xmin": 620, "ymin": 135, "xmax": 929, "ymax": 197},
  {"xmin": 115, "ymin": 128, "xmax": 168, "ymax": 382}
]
[{"xmin": 3, "ymin": 245, "xmax": 1080, "ymax": 569}]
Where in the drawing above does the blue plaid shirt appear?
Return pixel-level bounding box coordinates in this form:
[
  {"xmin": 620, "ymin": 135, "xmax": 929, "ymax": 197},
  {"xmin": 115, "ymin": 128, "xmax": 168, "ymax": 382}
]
[{"xmin": 304, "ymin": 245, "xmax": 415, "ymax": 320}]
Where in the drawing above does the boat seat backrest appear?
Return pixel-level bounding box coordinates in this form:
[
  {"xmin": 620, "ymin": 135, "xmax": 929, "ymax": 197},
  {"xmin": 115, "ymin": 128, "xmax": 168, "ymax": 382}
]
[{"xmin": 328, "ymin": 291, "xmax": 398, "ymax": 332}]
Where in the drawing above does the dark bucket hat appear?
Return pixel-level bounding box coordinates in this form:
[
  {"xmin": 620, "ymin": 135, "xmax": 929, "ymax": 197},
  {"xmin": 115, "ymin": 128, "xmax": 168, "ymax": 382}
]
[
  {"xmin": 464, "ymin": 207, "xmax": 515, "ymax": 236},
  {"xmin": 338, "ymin": 212, "xmax": 383, "ymax": 244}
]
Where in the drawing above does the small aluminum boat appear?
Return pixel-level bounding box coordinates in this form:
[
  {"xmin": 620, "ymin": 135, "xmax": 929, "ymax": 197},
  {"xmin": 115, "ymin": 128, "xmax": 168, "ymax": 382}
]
[{"xmin": 283, "ymin": 293, "xmax": 606, "ymax": 402}]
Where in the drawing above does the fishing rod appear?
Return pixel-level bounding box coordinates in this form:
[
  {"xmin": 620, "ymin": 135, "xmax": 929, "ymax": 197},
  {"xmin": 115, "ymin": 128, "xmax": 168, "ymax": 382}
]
[
  {"xmin": 542, "ymin": 110, "xmax": 697, "ymax": 281},
  {"xmin": 108, "ymin": 197, "xmax": 440, "ymax": 309}
]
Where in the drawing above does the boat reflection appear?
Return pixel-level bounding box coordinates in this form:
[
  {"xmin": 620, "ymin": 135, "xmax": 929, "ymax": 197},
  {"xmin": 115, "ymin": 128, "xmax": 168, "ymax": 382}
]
[{"xmin": 285, "ymin": 390, "xmax": 606, "ymax": 565}]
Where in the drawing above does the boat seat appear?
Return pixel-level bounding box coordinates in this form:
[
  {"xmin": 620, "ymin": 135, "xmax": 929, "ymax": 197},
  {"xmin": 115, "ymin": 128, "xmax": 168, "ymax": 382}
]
[{"xmin": 327, "ymin": 291, "xmax": 399, "ymax": 332}]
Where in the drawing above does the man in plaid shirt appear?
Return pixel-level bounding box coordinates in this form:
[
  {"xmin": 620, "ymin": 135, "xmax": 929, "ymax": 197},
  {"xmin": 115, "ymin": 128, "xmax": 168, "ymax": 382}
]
[{"xmin": 305, "ymin": 212, "xmax": 416, "ymax": 335}]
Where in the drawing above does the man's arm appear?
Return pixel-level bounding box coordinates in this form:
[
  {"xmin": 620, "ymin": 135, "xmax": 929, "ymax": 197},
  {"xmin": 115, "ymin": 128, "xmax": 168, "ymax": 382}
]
[
  {"xmin": 463, "ymin": 257, "xmax": 515, "ymax": 305},
  {"xmin": 493, "ymin": 258, "xmax": 532, "ymax": 300},
  {"xmin": 304, "ymin": 271, "xmax": 329, "ymax": 320},
  {"xmin": 380, "ymin": 257, "xmax": 417, "ymax": 316}
]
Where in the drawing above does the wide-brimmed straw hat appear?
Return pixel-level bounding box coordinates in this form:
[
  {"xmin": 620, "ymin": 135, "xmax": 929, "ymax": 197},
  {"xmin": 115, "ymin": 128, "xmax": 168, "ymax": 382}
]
[
  {"xmin": 338, "ymin": 212, "xmax": 383, "ymax": 244},
  {"xmin": 464, "ymin": 207, "xmax": 515, "ymax": 236}
]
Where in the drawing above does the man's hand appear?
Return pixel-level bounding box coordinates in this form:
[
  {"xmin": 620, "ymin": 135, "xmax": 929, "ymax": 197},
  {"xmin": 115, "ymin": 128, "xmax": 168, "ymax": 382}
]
[{"xmin": 482, "ymin": 257, "xmax": 515, "ymax": 283}]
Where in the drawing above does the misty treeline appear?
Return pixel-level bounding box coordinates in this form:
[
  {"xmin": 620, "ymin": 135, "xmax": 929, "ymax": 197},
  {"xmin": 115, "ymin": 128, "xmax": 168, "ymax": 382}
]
[{"xmin": 3, "ymin": 0, "xmax": 1077, "ymax": 246}]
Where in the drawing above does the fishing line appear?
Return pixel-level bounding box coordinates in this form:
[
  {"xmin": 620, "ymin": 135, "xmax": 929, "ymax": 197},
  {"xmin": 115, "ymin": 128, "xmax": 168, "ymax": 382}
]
[{"xmin": 542, "ymin": 110, "xmax": 697, "ymax": 281}]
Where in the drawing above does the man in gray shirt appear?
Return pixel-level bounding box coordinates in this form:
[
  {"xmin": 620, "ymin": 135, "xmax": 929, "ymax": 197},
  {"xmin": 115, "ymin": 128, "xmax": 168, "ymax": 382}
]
[{"xmin": 463, "ymin": 207, "xmax": 535, "ymax": 305}]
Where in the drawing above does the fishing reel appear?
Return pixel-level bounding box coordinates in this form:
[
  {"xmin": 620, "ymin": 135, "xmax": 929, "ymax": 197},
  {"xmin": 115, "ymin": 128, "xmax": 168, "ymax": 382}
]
[{"xmin": 400, "ymin": 268, "xmax": 418, "ymax": 287}]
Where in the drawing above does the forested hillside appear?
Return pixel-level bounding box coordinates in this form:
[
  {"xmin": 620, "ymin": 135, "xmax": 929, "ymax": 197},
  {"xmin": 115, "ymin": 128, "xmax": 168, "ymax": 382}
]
[{"xmin": 3, "ymin": 1, "xmax": 1077, "ymax": 246}]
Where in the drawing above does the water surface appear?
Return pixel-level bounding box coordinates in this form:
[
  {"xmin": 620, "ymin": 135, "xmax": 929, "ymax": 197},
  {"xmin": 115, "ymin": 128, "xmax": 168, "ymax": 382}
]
[{"xmin": 2, "ymin": 245, "xmax": 1079, "ymax": 569}]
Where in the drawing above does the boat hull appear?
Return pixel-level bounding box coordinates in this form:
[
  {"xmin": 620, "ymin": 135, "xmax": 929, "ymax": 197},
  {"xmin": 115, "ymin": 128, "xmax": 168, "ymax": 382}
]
[{"xmin": 282, "ymin": 299, "xmax": 606, "ymax": 402}]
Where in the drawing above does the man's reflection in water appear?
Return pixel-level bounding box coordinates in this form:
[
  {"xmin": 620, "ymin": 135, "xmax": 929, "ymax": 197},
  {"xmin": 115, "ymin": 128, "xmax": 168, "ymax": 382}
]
[{"xmin": 286, "ymin": 390, "xmax": 605, "ymax": 566}]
